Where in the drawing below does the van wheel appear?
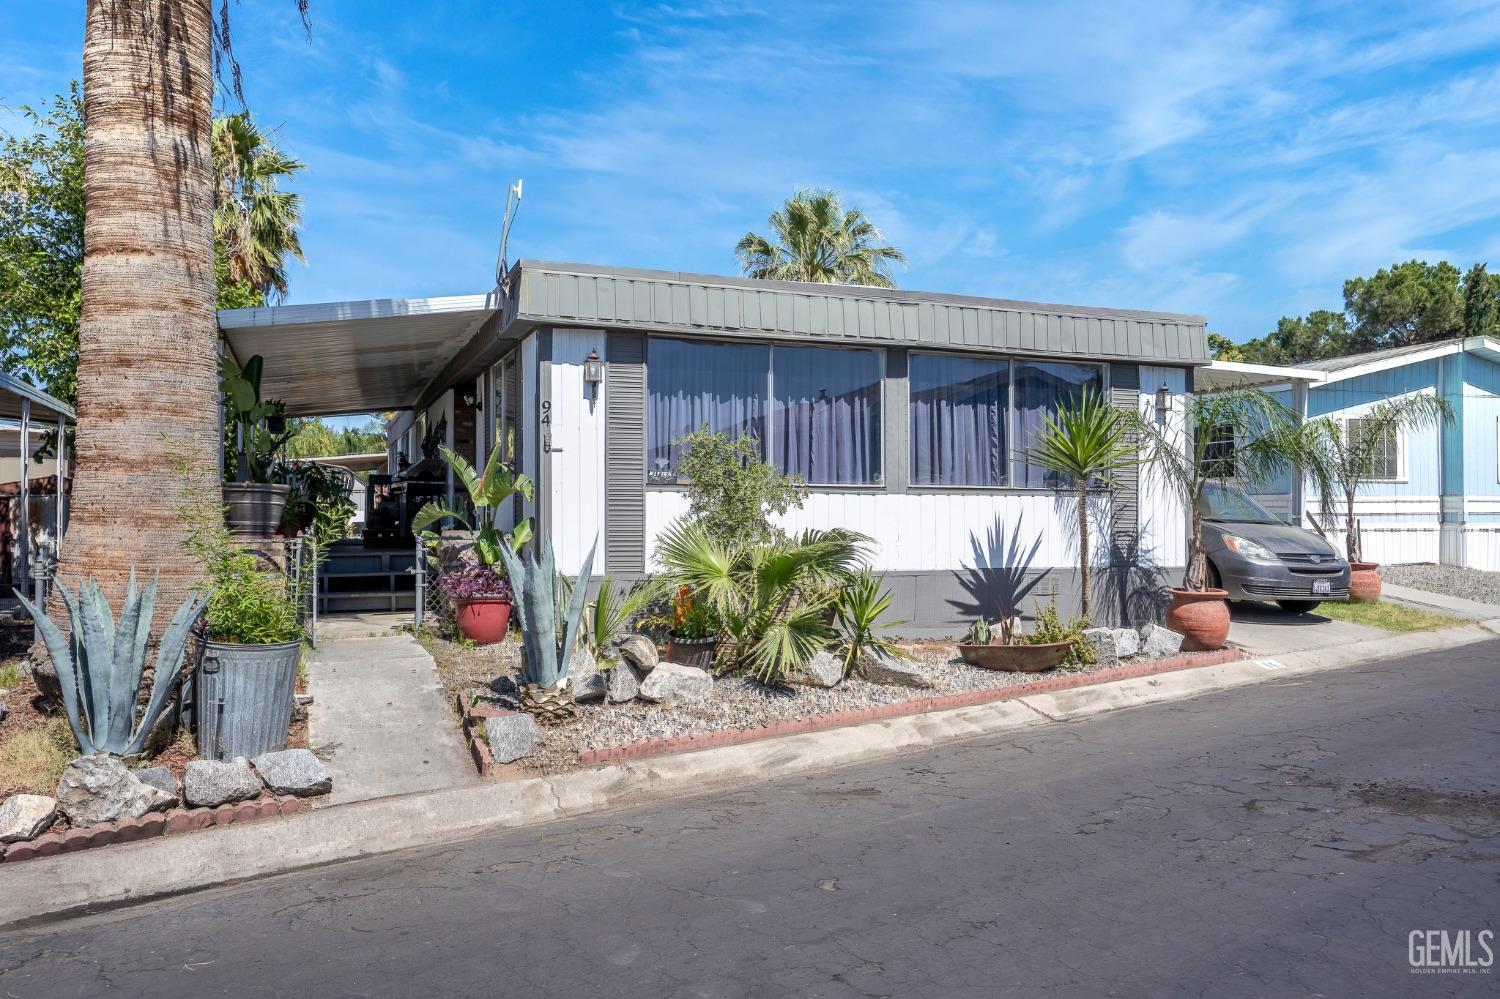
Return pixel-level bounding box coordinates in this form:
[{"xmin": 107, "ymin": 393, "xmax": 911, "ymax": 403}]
[{"xmin": 1276, "ymin": 600, "xmax": 1321, "ymax": 614}]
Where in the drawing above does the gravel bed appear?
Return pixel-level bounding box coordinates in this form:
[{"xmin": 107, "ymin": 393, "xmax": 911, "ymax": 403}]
[
  {"xmin": 1380, "ymin": 563, "xmax": 1500, "ymax": 607},
  {"xmin": 421, "ymin": 635, "xmax": 1212, "ymax": 777}
]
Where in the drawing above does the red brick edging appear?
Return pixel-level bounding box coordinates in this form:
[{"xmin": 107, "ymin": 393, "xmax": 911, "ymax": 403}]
[
  {"xmin": 0, "ymin": 794, "xmax": 319, "ymax": 865},
  {"xmin": 574, "ymin": 648, "xmax": 1245, "ymax": 767}
]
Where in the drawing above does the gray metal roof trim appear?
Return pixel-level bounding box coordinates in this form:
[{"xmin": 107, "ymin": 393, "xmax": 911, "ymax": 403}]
[{"xmin": 512, "ymin": 259, "xmax": 1208, "ymax": 326}]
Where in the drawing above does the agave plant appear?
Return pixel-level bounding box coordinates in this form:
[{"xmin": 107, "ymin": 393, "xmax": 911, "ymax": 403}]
[
  {"xmin": 17, "ymin": 572, "xmax": 208, "ymax": 756},
  {"xmin": 496, "ymin": 537, "xmax": 596, "ymax": 691}
]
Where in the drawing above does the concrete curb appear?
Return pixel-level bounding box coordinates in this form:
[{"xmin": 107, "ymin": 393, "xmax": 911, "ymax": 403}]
[{"xmin": 2, "ymin": 621, "xmax": 1493, "ymax": 930}]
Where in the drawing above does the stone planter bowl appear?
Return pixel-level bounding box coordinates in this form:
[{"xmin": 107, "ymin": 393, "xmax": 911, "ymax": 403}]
[{"xmin": 957, "ymin": 641, "xmax": 1071, "ymax": 672}]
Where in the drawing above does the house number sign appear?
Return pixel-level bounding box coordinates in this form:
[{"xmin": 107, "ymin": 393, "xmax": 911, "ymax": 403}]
[{"xmin": 541, "ymin": 399, "xmax": 557, "ymax": 452}]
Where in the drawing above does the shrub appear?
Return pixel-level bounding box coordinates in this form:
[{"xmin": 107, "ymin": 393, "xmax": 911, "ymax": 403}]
[
  {"xmin": 657, "ymin": 519, "xmax": 870, "ymax": 686},
  {"xmin": 670, "ymin": 585, "xmax": 719, "ymax": 639},
  {"xmin": 670, "ymin": 428, "xmax": 805, "ymax": 546},
  {"xmin": 0, "ymin": 662, "xmax": 21, "ymax": 688},
  {"xmin": 834, "ymin": 571, "xmax": 909, "ymax": 672},
  {"xmin": 0, "ymin": 717, "xmax": 76, "ymax": 796},
  {"xmin": 439, "ymin": 562, "xmax": 513, "ymax": 601},
  {"xmin": 1025, "ymin": 602, "xmax": 1097, "ymax": 668}
]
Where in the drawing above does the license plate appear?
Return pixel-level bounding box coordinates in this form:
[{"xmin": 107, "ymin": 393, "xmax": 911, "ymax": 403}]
[{"xmin": 1312, "ymin": 579, "xmax": 1331, "ymax": 596}]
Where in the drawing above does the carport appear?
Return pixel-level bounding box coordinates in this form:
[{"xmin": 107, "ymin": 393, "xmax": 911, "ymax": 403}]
[{"xmin": 0, "ymin": 370, "xmax": 74, "ymax": 593}]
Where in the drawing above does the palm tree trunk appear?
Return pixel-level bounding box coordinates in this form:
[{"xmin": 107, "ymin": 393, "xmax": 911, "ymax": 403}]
[
  {"xmin": 1078, "ymin": 482, "xmax": 1091, "ymax": 621},
  {"xmin": 37, "ymin": 0, "xmax": 220, "ymax": 701},
  {"xmin": 1344, "ymin": 488, "xmax": 1359, "ymax": 562},
  {"xmin": 1187, "ymin": 506, "xmax": 1206, "ymax": 590}
]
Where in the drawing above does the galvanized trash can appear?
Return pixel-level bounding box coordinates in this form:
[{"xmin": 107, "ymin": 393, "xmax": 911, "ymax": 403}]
[{"xmin": 195, "ymin": 639, "xmax": 301, "ymax": 761}]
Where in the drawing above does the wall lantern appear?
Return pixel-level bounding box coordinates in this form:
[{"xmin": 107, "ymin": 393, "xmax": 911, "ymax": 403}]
[
  {"xmin": 1154, "ymin": 383, "xmax": 1173, "ymax": 421},
  {"xmin": 462, "ymin": 389, "xmax": 482, "ymax": 410},
  {"xmin": 583, "ymin": 349, "xmax": 605, "ymax": 392}
]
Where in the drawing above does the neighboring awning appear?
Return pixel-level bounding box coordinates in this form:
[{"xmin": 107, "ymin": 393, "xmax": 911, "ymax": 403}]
[
  {"xmin": 305, "ymin": 452, "xmax": 387, "ymax": 474},
  {"xmin": 0, "ymin": 370, "xmax": 74, "ymax": 422},
  {"xmin": 1195, "ymin": 359, "xmax": 1328, "ymax": 392},
  {"xmin": 218, "ymin": 294, "xmax": 500, "ymax": 417}
]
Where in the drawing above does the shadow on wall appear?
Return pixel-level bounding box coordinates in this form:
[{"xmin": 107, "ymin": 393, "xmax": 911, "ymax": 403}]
[
  {"xmin": 1096, "ymin": 528, "xmax": 1171, "ymax": 628},
  {"xmin": 947, "ymin": 514, "xmax": 1053, "ymax": 624}
]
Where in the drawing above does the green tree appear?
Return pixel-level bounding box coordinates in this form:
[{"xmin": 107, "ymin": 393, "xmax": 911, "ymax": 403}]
[
  {"xmin": 212, "ymin": 113, "xmax": 305, "ymax": 303},
  {"xmin": 0, "ymin": 88, "xmax": 306, "ymax": 405},
  {"xmin": 0, "ymin": 86, "xmax": 85, "ymax": 401},
  {"xmin": 735, "ymin": 189, "xmax": 906, "ymax": 288},
  {"xmin": 1206, "ymin": 332, "xmax": 1244, "ymax": 361},
  {"xmin": 668, "ymin": 427, "xmax": 806, "ymax": 546},
  {"xmin": 1235, "ymin": 310, "xmax": 1352, "ymax": 365},
  {"xmin": 284, "ymin": 417, "xmax": 387, "ymax": 457},
  {"xmin": 1344, "ymin": 259, "xmax": 1463, "ymax": 351},
  {"xmin": 1461, "ymin": 262, "xmax": 1499, "ymax": 338}
]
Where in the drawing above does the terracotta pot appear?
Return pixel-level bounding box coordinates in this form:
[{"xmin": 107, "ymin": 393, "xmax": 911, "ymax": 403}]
[
  {"xmin": 667, "ymin": 635, "xmax": 718, "ymax": 670},
  {"xmin": 957, "ymin": 641, "xmax": 1071, "ymax": 672},
  {"xmin": 452, "ymin": 598, "xmax": 512, "ymax": 645},
  {"xmin": 1348, "ymin": 562, "xmax": 1381, "ymax": 603},
  {"xmin": 1164, "ymin": 587, "xmax": 1230, "ymax": 651}
]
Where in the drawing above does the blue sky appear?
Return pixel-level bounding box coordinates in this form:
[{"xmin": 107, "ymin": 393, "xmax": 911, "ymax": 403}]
[{"xmin": 6, "ymin": 1, "xmax": 1500, "ymax": 343}]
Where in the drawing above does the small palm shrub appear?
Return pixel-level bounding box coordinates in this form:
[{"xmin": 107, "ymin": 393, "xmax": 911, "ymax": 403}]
[{"xmin": 656, "ymin": 519, "xmax": 870, "ymax": 686}]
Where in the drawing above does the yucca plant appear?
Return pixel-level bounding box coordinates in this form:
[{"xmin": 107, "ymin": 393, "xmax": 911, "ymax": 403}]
[
  {"xmin": 1022, "ymin": 388, "xmax": 1137, "ymax": 621},
  {"xmin": 413, "ymin": 442, "xmax": 536, "ymax": 565},
  {"xmin": 834, "ymin": 570, "xmax": 909, "ymax": 673},
  {"xmin": 656, "ymin": 520, "xmax": 870, "ymax": 686},
  {"xmin": 573, "ymin": 574, "xmax": 666, "ymax": 666},
  {"xmin": 496, "ymin": 537, "xmax": 596, "ymax": 693},
  {"xmin": 17, "ymin": 572, "xmax": 208, "ymax": 756}
]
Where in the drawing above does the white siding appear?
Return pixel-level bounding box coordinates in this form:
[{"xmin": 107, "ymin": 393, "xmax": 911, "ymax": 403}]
[
  {"xmin": 520, "ymin": 334, "xmax": 539, "ymax": 533},
  {"xmin": 545, "ymin": 330, "xmax": 609, "ymax": 571},
  {"xmin": 1138, "ymin": 365, "xmax": 1188, "ymax": 569},
  {"xmin": 645, "ymin": 490, "xmax": 1118, "ymax": 573}
]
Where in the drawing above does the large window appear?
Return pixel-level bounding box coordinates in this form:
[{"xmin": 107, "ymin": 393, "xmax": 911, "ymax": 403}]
[
  {"xmin": 647, "ymin": 338, "xmax": 882, "ymax": 485},
  {"xmin": 771, "ymin": 346, "xmax": 882, "ymax": 485},
  {"xmin": 1013, "ymin": 360, "xmax": 1106, "ymax": 487},
  {"xmin": 647, "ymin": 338, "xmax": 768, "ymax": 482},
  {"xmin": 909, "ymin": 354, "xmax": 1009, "ymax": 486}
]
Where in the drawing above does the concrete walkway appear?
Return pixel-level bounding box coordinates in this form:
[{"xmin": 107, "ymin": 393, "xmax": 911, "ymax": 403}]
[
  {"xmin": 306, "ymin": 633, "xmax": 477, "ymax": 806},
  {"xmin": 1380, "ymin": 581, "xmax": 1500, "ymax": 619}
]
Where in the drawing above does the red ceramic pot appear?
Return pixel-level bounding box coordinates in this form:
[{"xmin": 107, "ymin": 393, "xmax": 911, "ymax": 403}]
[
  {"xmin": 452, "ymin": 598, "xmax": 512, "ymax": 645},
  {"xmin": 1348, "ymin": 562, "xmax": 1381, "ymax": 603},
  {"xmin": 1164, "ymin": 587, "xmax": 1230, "ymax": 651}
]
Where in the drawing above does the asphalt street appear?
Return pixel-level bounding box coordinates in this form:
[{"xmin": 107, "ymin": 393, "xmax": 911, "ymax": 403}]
[{"xmin": 2, "ymin": 642, "xmax": 1497, "ymax": 997}]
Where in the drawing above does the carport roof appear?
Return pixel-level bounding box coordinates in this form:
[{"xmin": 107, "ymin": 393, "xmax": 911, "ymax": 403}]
[
  {"xmin": 0, "ymin": 370, "xmax": 75, "ymax": 422},
  {"xmin": 218, "ymin": 294, "xmax": 500, "ymax": 416}
]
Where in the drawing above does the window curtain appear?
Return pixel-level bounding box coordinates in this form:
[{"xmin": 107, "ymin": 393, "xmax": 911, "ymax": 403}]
[
  {"xmin": 1014, "ymin": 360, "xmax": 1106, "ymax": 487},
  {"xmin": 772, "ymin": 347, "xmax": 882, "ymax": 484},
  {"xmin": 908, "ymin": 354, "xmax": 1008, "ymax": 486},
  {"xmin": 647, "ymin": 338, "xmax": 768, "ymax": 480}
]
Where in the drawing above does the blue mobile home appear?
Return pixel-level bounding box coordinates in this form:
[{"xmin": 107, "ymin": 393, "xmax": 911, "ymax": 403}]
[{"xmin": 1226, "ymin": 337, "xmax": 1500, "ymax": 570}]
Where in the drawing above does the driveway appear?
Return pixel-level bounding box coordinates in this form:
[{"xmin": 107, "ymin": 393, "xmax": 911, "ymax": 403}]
[
  {"xmin": 1226, "ymin": 598, "xmax": 1386, "ymax": 655},
  {"xmin": 2, "ymin": 641, "xmax": 1496, "ymax": 997}
]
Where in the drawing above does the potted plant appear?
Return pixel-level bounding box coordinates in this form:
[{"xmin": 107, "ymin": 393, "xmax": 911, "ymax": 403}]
[
  {"xmin": 666, "ymin": 584, "xmax": 719, "ymax": 670},
  {"xmin": 180, "ymin": 467, "xmax": 305, "ymax": 761},
  {"xmin": 1131, "ymin": 388, "xmax": 1312, "ymax": 650},
  {"xmin": 1022, "ymin": 388, "xmax": 1137, "ymax": 623},
  {"xmin": 220, "ymin": 354, "xmax": 294, "ymax": 535},
  {"xmin": 440, "ymin": 563, "xmax": 514, "ymax": 645},
  {"xmin": 1303, "ymin": 396, "xmax": 1452, "ymax": 603},
  {"xmin": 413, "ymin": 442, "xmax": 535, "ymax": 644},
  {"xmin": 957, "ymin": 608, "xmax": 1078, "ymax": 672}
]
